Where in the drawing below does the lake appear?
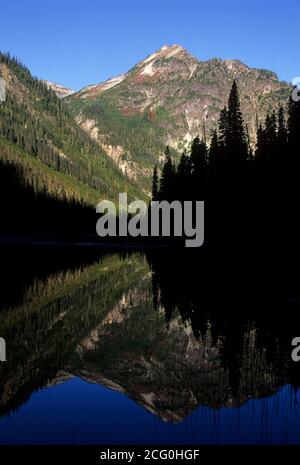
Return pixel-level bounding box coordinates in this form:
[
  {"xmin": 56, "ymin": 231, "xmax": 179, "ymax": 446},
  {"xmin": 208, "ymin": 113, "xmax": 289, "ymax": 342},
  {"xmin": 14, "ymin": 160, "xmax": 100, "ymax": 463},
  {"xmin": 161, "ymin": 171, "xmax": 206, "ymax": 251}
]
[{"xmin": 0, "ymin": 245, "xmax": 299, "ymax": 444}]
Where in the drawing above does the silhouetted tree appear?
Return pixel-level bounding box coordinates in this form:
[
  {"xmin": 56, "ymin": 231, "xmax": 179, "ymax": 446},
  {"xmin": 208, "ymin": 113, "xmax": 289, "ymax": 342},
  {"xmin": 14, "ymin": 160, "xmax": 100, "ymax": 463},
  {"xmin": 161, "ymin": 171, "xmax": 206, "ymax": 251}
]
[
  {"xmin": 208, "ymin": 129, "xmax": 226, "ymax": 188},
  {"xmin": 176, "ymin": 151, "xmax": 191, "ymax": 199},
  {"xmin": 287, "ymin": 96, "xmax": 300, "ymax": 164},
  {"xmin": 190, "ymin": 136, "xmax": 207, "ymax": 198},
  {"xmin": 152, "ymin": 165, "xmax": 159, "ymax": 201},
  {"xmin": 153, "ymin": 80, "xmax": 298, "ymax": 248},
  {"xmin": 255, "ymin": 124, "xmax": 266, "ymax": 162},
  {"xmin": 218, "ymin": 106, "xmax": 229, "ymax": 152},
  {"xmin": 265, "ymin": 112, "xmax": 277, "ymax": 159},
  {"xmin": 226, "ymin": 80, "xmax": 249, "ymax": 181},
  {"xmin": 277, "ymin": 106, "xmax": 288, "ymax": 150},
  {"xmin": 159, "ymin": 146, "xmax": 175, "ymax": 201}
]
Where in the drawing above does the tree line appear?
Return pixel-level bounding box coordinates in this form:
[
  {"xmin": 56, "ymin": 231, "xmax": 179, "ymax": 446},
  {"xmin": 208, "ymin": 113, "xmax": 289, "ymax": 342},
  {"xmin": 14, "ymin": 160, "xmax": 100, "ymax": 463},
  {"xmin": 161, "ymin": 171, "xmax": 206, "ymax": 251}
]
[{"xmin": 152, "ymin": 80, "xmax": 300, "ymax": 247}]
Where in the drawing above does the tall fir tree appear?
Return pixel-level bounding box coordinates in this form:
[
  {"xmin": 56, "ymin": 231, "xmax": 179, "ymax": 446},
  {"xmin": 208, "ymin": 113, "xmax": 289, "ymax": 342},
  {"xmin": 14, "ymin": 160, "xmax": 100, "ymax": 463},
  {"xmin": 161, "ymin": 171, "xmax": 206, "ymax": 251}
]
[
  {"xmin": 159, "ymin": 146, "xmax": 175, "ymax": 201},
  {"xmin": 288, "ymin": 96, "xmax": 300, "ymax": 159},
  {"xmin": 255, "ymin": 124, "xmax": 266, "ymax": 162},
  {"xmin": 276, "ymin": 106, "xmax": 288, "ymax": 172},
  {"xmin": 264, "ymin": 112, "xmax": 277, "ymax": 160},
  {"xmin": 218, "ymin": 107, "xmax": 229, "ymax": 152},
  {"xmin": 190, "ymin": 136, "xmax": 207, "ymax": 197},
  {"xmin": 208, "ymin": 130, "xmax": 220, "ymax": 175},
  {"xmin": 286, "ymin": 96, "xmax": 300, "ymax": 204},
  {"xmin": 177, "ymin": 150, "xmax": 191, "ymax": 199},
  {"xmin": 209, "ymin": 128, "xmax": 226, "ymax": 191},
  {"xmin": 226, "ymin": 80, "xmax": 248, "ymax": 176},
  {"xmin": 277, "ymin": 106, "xmax": 288, "ymax": 147},
  {"xmin": 151, "ymin": 165, "xmax": 159, "ymax": 201}
]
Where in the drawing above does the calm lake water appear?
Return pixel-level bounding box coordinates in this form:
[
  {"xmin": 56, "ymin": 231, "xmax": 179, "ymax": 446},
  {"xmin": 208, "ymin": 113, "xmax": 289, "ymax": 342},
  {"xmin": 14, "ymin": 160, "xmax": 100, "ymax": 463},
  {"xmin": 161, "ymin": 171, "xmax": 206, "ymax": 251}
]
[{"xmin": 0, "ymin": 246, "xmax": 300, "ymax": 444}]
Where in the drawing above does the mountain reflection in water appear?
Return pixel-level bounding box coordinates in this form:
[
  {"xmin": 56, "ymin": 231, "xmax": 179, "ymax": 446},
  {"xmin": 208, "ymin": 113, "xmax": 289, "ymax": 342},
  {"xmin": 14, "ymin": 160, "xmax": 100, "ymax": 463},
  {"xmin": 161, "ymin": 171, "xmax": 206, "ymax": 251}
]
[{"xmin": 0, "ymin": 246, "xmax": 300, "ymax": 444}]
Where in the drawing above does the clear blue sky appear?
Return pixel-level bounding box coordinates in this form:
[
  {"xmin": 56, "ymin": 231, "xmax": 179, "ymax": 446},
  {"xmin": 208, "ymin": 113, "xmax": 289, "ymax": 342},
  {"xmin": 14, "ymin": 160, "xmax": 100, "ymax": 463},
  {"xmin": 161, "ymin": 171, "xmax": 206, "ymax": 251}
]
[{"xmin": 0, "ymin": 0, "xmax": 298, "ymax": 90}]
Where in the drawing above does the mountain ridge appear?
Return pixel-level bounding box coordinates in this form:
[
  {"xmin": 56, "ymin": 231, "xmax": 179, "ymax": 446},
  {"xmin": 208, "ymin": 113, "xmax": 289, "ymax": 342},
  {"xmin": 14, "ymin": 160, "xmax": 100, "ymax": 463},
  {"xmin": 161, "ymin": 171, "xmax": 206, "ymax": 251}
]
[
  {"xmin": 66, "ymin": 44, "xmax": 291, "ymax": 188},
  {"xmin": 0, "ymin": 47, "xmax": 293, "ymax": 196},
  {"xmin": 43, "ymin": 80, "xmax": 75, "ymax": 99}
]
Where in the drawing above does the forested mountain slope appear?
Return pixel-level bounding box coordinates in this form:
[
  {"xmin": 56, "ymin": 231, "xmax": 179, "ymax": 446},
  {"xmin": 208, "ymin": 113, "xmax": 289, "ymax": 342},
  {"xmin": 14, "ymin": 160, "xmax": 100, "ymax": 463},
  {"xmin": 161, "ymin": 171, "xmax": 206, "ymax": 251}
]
[{"xmin": 0, "ymin": 53, "xmax": 142, "ymax": 208}]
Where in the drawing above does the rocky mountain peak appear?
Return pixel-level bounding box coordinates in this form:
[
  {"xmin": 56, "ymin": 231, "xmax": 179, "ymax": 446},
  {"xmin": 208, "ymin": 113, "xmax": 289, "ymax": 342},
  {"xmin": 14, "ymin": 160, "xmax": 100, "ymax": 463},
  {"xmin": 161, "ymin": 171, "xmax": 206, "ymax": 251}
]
[
  {"xmin": 133, "ymin": 44, "xmax": 196, "ymax": 79},
  {"xmin": 68, "ymin": 45, "xmax": 291, "ymax": 189},
  {"xmin": 141, "ymin": 44, "xmax": 186, "ymax": 64},
  {"xmin": 76, "ymin": 44, "xmax": 191, "ymax": 99}
]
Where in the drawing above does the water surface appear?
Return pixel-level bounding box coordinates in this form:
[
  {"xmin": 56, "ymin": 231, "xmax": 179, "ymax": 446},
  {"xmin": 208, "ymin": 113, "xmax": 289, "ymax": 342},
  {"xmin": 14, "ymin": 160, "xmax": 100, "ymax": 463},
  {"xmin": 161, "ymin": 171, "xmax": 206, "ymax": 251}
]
[{"xmin": 0, "ymin": 246, "xmax": 299, "ymax": 444}]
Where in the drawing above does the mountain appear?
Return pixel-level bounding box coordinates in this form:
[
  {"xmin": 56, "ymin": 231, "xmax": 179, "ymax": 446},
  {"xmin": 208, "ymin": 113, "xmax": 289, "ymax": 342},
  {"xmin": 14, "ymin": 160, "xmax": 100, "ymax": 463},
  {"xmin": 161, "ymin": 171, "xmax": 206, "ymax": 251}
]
[
  {"xmin": 68, "ymin": 44, "xmax": 291, "ymax": 187},
  {"xmin": 43, "ymin": 80, "xmax": 75, "ymax": 99},
  {"xmin": 0, "ymin": 48, "xmax": 293, "ymax": 205},
  {"xmin": 0, "ymin": 53, "xmax": 142, "ymax": 222}
]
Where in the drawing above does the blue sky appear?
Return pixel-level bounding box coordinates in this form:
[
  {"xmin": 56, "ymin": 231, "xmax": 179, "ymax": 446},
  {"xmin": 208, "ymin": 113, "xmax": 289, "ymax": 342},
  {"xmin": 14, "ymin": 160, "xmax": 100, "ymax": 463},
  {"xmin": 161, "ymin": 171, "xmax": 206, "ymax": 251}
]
[{"xmin": 0, "ymin": 0, "xmax": 298, "ymax": 90}]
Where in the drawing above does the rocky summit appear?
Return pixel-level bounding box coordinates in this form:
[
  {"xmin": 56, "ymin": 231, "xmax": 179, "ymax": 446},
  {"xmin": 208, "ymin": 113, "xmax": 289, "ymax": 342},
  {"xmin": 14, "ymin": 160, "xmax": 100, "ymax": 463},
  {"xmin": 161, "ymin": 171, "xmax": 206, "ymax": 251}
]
[{"xmin": 67, "ymin": 44, "xmax": 291, "ymax": 188}]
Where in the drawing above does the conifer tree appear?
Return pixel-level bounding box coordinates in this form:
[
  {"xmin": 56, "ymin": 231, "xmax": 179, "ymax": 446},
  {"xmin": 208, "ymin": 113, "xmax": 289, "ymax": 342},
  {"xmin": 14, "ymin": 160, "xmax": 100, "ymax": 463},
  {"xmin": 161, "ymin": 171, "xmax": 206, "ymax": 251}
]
[
  {"xmin": 277, "ymin": 106, "xmax": 287, "ymax": 147},
  {"xmin": 276, "ymin": 106, "xmax": 288, "ymax": 171},
  {"xmin": 218, "ymin": 107, "xmax": 229, "ymax": 152},
  {"xmin": 159, "ymin": 146, "xmax": 175, "ymax": 201},
  {"xmin": 177, "ymin": 151, "xmax": 191, "ymax": 199},
  {"xmin": 255, "ymin": 125, "xmax": 266, "ymax": 162},
  {"xmin": 190, "ymin": 136, "xmax": 207, "ymax": 197},
  {"xmin": 208, "ymin": 130, "xmax": 220, "ymax": 174},
  {"xmin": 152, "ymin": 165, "xmax": 159, "ymax": 201},
  {"xmin": 190, "ymin": 137, "xmax": 207, "ymax": 175},
  {"xmin": 288, "ymin": 96, "xmax": 300, "ymax": 158},
  {"xmin": 226, "ymin": 80, "xmax": 248, "ymax": 175},
  {"xmin": 264, "ymin": 112, "xmax": 277, "ymax": 160},
  {"xmin": 286, "ymin": 96, "xmax": 300, "ymax": 201},
  {"xmin": 209, "ymin": 128, "xmax": 226, "ymax": 189}
]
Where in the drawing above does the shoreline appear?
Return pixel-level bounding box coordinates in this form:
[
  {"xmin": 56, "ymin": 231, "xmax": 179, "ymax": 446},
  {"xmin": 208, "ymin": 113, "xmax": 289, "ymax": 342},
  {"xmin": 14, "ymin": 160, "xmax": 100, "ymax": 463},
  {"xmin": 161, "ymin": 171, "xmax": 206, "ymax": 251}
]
[{"xmin": 0, "ymin": 234, "xmax": 170, "ymax": 249}]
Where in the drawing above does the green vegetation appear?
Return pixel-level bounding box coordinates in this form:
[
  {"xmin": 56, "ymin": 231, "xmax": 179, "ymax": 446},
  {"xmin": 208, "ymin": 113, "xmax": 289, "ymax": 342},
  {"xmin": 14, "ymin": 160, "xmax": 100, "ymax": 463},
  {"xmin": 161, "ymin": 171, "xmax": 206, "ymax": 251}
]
[
  {"xmin": 0, "ymin": 253, "xmax": 149, "ymax": 416},
  {"xmin": 70, "ymin": 93, "xmax": 167, "ymax": 173},
  {"xmin": 0, "ymin": 52, "xmax": 142, "ymax": 206}
]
